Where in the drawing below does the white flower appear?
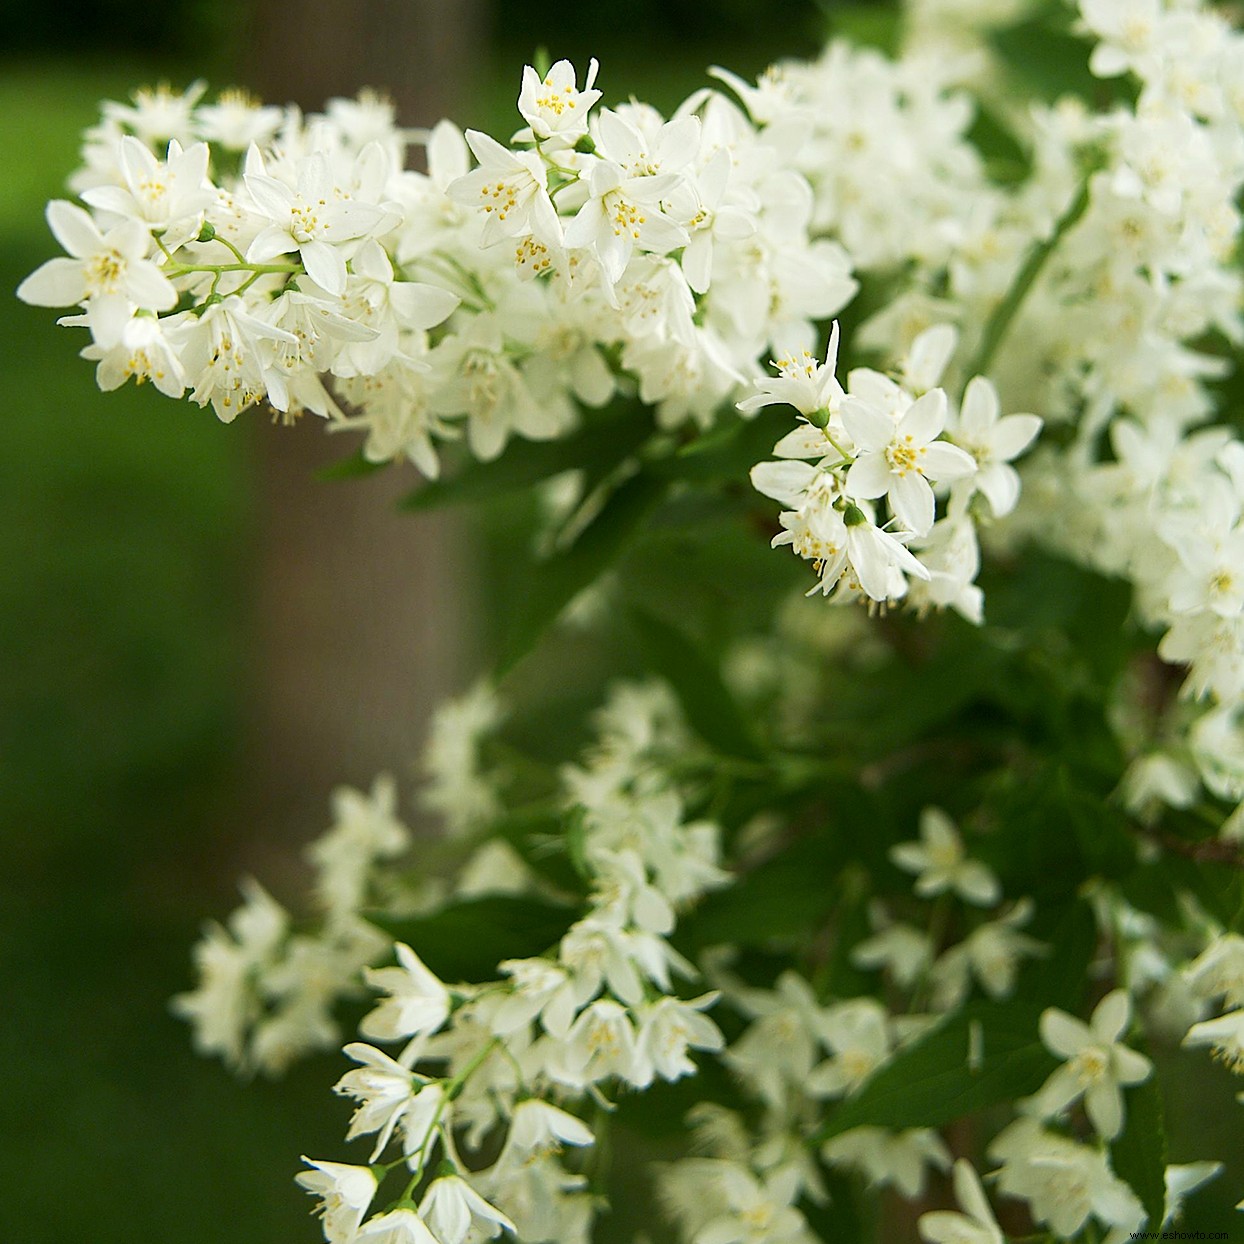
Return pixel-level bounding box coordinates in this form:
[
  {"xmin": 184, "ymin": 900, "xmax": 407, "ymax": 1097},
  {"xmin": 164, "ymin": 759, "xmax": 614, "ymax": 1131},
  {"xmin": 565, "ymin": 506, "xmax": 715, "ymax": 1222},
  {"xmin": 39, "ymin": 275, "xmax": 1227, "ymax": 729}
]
[
  {"xmin": 360, "ymin": 943, "xmax": 452, "ymax": 1042},
  {"xmin": 931, "ymin": 900, "xmax": 1046, "ymax": 1009},
  {"xmin": 171, "ymin": 878, "xmax": 288, "ymax": 1067},
  {"xmin": 244, "ymin": 149, "xmax": 391, "ymax": 295},
  {"xmin": 82, "ymin": 312, "xmax": 189, "ymax": 398},
  {"xmin": 1185, "ymin": 934, "xmax": 1244, "ymax": 1010},
  {"xmin": 563, "ymin": 110, "xmax": 695, "ymax": 286},
  {"xmin": 503, "ymin": 1099, "xmax": 595, "ymax": 1159},
  {"xmin": 633, "ymin": 993, "xmax": 724, "ymax": 1085},
  {"xmin": 680, "ymin": 147, "xmax": 756, "ymax": 295},
  {"xmin": 822, "ymin": 1127, "xmax": 951, "ymax": 1199},
  {"xmin": 194, "ymin": 87, "xmax": 283, "ymax": 150},
  {"xmin": 180, "ymin": 297, "xmax": 297, "ymax": 423},
  {"xmin": 737, "ymin": 321, "xmax": 844, "ymax": 419},
  {"xmin": 694, "ymin": 1163, "xmax": 810, "ymax": 1244},
  {"xmin": 808, "ymin": 998, "xmax": 892, "ymax": 1099},
  {"xmin": 543, "ymin": 998, "xmax": 641, "ymax": 1088},
  {"xmin": 843, "ymin": 388, "xmax": 975, "ymax": 535},
  {"xmin": 1079, "ymin": 0, "xmax": 1163, "ymax": 79},
  {"xmin": 851, "ymin": 909, "xmax": 934, "ymax": 990},
  {"xmin": 356, "ymin": 1208, "xmax": 440, "ymax": 1244},
  {"xmin": 494, "ymin": 958, "xmax": 579, "ymax": 1039},
  {"xmin": 1026, "ymin": 990, "xmax": 1153, "ymax": 1139},
  {"xmin": 334, "ymin": 1042, "xmax": 419, "ymax": 1160},
  {"xmin": 517, "ymin": 58, "xmax": 601, "ymax": 147},
  {"xmin": 841, "ymin": 506, "xmax": 932, "ymax": 603},
  {"xmin": 1182, "ymin": 1006, "xmax": 1244, "ymax": 1072},
  {"xmin": 918, "ymin": 1159, "xmax": 1003, "ymax": 1244},
  {"xmin": 989, "ymin": 1118, "xmax": 1144, "ymax": 1240},
  {"xmin": 447, "ymin": 130, "xmax": 562, "ymax": 248},
  {"xmin": 419, "ymin": 1174, "xmax": 515, "ymax": 1244},
  {"xmin": 295, "ymin": 1158, "xmax": 378, "ymax": 1244},
  {"xmin": 950, "ymin": 377, "xmax": 1042, "ymax": 518},
  {"xmin": 890, "ymin": 807, "xmax": 1000, "ymax": 906},
  {"xmin": 80, "ymin": 136, "xmax": 214, "ymax": 244},
  {"xmin": 18, "ymin": 200, "xmax": 177, "ymax": 347}
]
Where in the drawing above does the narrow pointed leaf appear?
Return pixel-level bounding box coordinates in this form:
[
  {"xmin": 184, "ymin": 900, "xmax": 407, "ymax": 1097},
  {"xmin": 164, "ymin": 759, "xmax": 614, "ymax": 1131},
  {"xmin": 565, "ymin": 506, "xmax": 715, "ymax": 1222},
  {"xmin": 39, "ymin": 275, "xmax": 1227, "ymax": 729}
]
[
  {"xmin": 496, "ymin": 470, "xmax": 669, "ymax": 677},
  {"xmin": 627, "ymin": 608, "xmax": 763, "ymax": 761}
]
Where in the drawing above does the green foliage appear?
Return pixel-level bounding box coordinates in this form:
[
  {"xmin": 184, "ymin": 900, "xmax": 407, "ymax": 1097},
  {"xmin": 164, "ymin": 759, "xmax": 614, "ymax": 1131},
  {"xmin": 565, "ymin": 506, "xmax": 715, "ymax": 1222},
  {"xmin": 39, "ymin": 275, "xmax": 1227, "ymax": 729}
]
[
  {"xmin": 1110, "ymin": 1064, "xmax": 1168, "ymax": 1231},
  {"xmin": 401, "ymin": 399, "xmax": 657, "ymax": 512},
  {"xmin": 627, "ymin": 608, "xmax": 763, "ymax": 761},
  {"xmin": 368, "ymin": 895, "xmax": 578, "ymax": 981},
  {"xmin": 814, "ymin": 999, "xmax": 1058, "ymax": 1141},
  {"xmin": 495, "ymin": 469, "xmax": 671, "ymax": 676}
]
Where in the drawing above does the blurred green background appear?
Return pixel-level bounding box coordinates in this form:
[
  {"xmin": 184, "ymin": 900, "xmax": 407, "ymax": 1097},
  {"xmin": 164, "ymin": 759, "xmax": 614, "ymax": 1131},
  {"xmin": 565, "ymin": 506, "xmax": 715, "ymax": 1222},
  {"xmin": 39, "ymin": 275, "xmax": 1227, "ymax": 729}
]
[
  {"xmin": 3, "ymin": 0, "xmax": 1241, "ymax": 1238},
  {"xmin": 0, "ymin": 4, "xmax": 831, "ymax": 1241}
]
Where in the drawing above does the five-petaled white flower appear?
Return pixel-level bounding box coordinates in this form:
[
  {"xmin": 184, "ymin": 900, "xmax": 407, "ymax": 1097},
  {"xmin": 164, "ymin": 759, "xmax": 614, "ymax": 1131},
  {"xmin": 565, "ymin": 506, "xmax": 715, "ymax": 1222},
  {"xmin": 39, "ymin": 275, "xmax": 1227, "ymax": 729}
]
[
  {"xmin": 18, "ymin": 200, "xmax": 177, "ymax": 347},
  {"xmin": 1027, "ymin": 989, "xmax": 1153, "ymax": 1139},
  {"xmin": 738, "ymin": 321, "xmax": 846, "ymax": 420},
  {"xmin": 890, "ymin": 807, "xmax": 1001, "ymax": 907},
  {"xmin": 951, "ymin": 376, "xmax": 1042, "ymax": 518},
  {"xmin": 448, "ymin": 130, "xmax": 563, "ymax": 249},
  {"xmin": 244, "ymin": 149, "xmax": 391, "ymax": 296},
  {"xmin": 517, "ymin": 58, "xmax": 601, "ymax": 147},
  {"xmin": 843, "ymin": 388, "xmax": 976, "ymax": 535}
]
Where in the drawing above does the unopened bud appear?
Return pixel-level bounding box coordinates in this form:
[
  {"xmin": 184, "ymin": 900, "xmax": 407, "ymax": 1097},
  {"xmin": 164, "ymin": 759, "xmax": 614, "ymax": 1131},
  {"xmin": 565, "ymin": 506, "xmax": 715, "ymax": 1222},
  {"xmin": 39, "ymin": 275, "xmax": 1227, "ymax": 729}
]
[{"xmin": 197, "ymin": 222, "xmax": 217, "ymax": 243}]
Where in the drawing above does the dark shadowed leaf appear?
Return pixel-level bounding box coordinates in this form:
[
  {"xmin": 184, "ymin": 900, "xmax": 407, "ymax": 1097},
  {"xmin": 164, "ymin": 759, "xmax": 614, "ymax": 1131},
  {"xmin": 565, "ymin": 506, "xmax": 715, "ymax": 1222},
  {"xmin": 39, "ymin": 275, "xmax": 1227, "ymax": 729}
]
[
  {"xmin": 401, "ymin": 401, "xmax": 655, "ymax": 511},
  {"xmin": 1110, "ymin": 1063, "xmax": 1167, "ymax": 1231},
  {"xmin": 496, "ymin": 470, "xmax": 669, "ymax": 677},
  {"xmin": 366, "ymin": 895, "xmax": 577, "ymax": 981},
  {"xmin": 814, "ymin": 999, "xmax": 1057, "ymax": 1141},
  {"xmin": 628, "ymin": 607, "xmax": 763, "ymax": 761}
]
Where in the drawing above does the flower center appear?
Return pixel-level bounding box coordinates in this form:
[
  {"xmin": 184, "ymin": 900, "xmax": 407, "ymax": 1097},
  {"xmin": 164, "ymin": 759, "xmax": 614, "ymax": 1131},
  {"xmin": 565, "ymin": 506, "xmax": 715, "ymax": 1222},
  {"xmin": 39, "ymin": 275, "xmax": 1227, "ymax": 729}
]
[{"xmin": 886, "ymin": 435, "xmax": 926, "ymax": 476}]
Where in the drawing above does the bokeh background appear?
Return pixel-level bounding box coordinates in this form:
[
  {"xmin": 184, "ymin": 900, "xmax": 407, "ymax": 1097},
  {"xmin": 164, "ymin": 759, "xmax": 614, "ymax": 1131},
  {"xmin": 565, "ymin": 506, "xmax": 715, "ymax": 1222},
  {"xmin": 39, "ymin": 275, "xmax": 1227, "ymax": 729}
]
[
  {"xmin": 4, "ymin": 0, "xmax": 1241, "ymax": 1238},
  {"xmin": 0, "ymin": 2, "xmax": 832, "ymax": 1240}
]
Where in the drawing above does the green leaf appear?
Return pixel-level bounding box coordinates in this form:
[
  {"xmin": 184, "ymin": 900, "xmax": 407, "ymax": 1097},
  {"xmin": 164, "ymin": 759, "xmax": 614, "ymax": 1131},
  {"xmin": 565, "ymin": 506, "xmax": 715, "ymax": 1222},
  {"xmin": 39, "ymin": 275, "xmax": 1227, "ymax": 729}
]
[
  {"xmin": 315, "ymin": 450, "xmax": 389, "ymax": 481},
  {"xmin": 366, "ymin": 894, "xmax": 577, "ymax": 981},
  {"xmin": 677, "ymin": 802, "xmax": 870, "ymax": 953},
  {"xmin": 1110, "ymin": 1066, "xmax": 1167, "ymax": 1230},
  {"xmin": 488, "ymin": 805, "xmax": 584, "ymax": 893},
  {"xmin": 495, "ymin": 469, "xmax": 669, "ymax": 677},
  {"xmin": 817, "ymin": 2, "xmax": 900, "ymax": 55},
  {"xmin": 989, "ymin": 12, "xmax": 1114, "ymax": 106},
  {"xmin": 650, "ymin": 409, "xmax": 787, "ymax": 485},
  {"xmin": 627, "ymin": 608, "xmax": 763, "ymax": 761},
  {"xmin": 814, "ymin": 999, "xmax": 1057, "ymax": 1142},
  {"xmin": 401, "ymin": 401, "xmax": 655, "ymax": 511}
]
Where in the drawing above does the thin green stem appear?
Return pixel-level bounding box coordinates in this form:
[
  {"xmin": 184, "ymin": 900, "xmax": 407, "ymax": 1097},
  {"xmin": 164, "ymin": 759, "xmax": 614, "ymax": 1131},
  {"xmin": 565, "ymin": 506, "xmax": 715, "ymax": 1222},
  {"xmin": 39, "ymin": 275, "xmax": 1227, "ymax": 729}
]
[
  {"xmin": 392, "ymin": 1037, "xmax": 502, "ymax": 1206},
  {"xmin": 214, "ymin": 233, "xmax": 250, "ymax": 264},
  {"xmin": 166, "ymin": 261, "xmax": 300, "ymax": 278},
  {"xmin": 822, "ymin": 429, "xmax": 853, "ymax": 463},
  {"xmin": 967, "ymin": 174, "xmax": 1094, "ymax": 381}
]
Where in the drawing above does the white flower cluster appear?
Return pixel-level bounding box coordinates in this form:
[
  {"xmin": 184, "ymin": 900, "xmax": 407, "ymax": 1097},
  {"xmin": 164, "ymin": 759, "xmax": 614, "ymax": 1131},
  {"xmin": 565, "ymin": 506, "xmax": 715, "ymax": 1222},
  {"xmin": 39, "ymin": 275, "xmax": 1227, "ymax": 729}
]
[
  {"xmin": 174, "ymin": 777, "xmax": 408, "ymax": 1073},
  {"xmin": 655, "ymin": 806, "xmax": 1223, "ymax": 1244},
  {"xmin": 279, "ymin": 681, "xmax": 729, "ymax": 1244},
  {"xmin": 713, "ymin": 41, "xmax": 990, "ymax": 275},
  {"xmin": 746, "ymin": 323, "xmax": 1040, "ymax": 609},
  {"xmin": 19, "ymin": 64, "xmax": 855, "ymax": 475}
]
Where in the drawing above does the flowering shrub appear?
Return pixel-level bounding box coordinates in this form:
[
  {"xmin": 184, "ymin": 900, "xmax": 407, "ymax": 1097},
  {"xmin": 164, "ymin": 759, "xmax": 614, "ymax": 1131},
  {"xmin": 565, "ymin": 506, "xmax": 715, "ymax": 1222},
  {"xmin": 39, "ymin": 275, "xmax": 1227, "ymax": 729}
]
[{"xmin": 21, "ymin": 0, "xmax": 1244, "ymax": 1239}]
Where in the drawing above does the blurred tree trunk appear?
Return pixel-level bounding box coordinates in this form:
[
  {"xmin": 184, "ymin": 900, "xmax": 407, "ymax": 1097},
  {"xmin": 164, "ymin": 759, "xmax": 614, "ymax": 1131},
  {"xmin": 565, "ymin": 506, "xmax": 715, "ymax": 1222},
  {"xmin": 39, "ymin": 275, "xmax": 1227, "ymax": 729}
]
[{"xmin": 237, "ymin": 0, "xmax": 486, "ymax": 844}]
